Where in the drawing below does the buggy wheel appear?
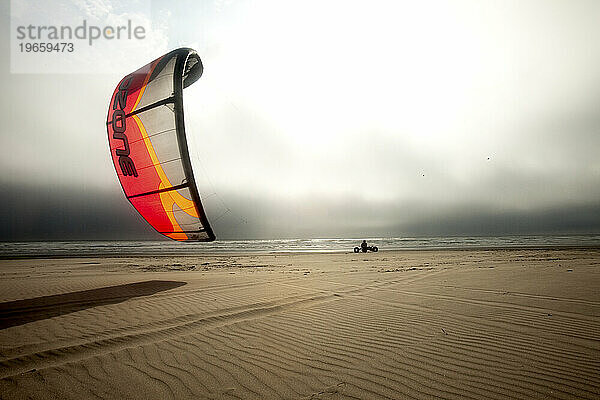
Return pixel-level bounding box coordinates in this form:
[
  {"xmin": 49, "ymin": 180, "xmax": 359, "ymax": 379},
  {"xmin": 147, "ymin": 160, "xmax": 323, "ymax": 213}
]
[{"xmin": 353, "ymin": 247, "xmax": 360, "ymax": 253}]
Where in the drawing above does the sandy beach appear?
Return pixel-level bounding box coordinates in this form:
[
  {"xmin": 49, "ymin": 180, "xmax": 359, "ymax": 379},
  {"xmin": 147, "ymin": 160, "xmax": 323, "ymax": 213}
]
[{"xmin": 1, "ymin": 248, "xmax": 599, "ymax": 399}]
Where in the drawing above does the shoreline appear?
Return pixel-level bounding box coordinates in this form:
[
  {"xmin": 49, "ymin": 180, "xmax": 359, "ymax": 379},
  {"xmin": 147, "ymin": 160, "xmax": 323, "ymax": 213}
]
[{"xmin": 1, "ymin": 244, "xmax": 599, "ymax": 260}]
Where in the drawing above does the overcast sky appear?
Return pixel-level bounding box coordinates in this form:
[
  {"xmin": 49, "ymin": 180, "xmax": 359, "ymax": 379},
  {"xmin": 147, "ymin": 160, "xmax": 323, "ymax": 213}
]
[{"xmin": 1, "ymin": 0, "xmax": 599, "ymax": 240}]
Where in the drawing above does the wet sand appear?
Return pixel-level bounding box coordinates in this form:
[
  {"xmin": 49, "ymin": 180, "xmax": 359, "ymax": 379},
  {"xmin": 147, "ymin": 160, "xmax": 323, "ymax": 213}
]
[{"xmin": 1, "ymin": 248, "xmax": 599, "ymax": 399}]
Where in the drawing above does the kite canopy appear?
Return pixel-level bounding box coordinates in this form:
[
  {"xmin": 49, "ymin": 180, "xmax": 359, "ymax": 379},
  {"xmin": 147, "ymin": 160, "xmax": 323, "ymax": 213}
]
[{"xmin": 106, "ymin": 48, "xmax": 215, "ymax": 241}]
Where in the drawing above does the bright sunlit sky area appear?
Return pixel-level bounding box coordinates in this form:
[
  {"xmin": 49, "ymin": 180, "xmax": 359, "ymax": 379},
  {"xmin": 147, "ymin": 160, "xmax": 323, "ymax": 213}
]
[{"xmin": 1, "ymin": 0, "xmax": 599, "ymax": 239}]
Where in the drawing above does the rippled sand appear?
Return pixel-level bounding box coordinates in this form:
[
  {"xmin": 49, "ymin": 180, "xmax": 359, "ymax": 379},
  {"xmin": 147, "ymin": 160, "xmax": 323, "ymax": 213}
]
[{"xmin": 1, "ymin": 249, "xmax": 599, "ymax": 399}]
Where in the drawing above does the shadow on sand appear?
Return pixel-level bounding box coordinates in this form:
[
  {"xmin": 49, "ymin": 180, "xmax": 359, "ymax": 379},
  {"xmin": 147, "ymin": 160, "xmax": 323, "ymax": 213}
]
[{"xmin": 0, "ymin": 280, "xmax": 186, "ymax": 330}]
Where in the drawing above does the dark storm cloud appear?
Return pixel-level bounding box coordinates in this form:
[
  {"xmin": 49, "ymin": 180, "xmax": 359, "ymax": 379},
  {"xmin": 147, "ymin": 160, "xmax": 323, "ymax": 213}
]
[
  {"xmin": 398, "ymin": 203, "xmax": 600, "ymax": 237},
  {"xmin": 0, "ymin": 184, "xmax": 160, "ymax": 241},
  {"xmin": 1, "ymin": 179, "xmax": 599, "ymax": 241}
]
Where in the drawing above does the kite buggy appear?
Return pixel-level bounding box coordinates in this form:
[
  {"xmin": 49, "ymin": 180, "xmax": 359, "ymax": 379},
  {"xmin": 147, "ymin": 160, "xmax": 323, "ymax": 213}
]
[{"xmin": 354, "ymin": 240, "xmax": 378, "ymax": 253}]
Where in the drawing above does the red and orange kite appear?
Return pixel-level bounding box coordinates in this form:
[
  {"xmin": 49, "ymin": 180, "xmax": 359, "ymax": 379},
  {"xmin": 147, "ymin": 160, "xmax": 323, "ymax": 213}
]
[{"xmin": 106, "ymin": 48, "xmax": 215, "ymax": 241}]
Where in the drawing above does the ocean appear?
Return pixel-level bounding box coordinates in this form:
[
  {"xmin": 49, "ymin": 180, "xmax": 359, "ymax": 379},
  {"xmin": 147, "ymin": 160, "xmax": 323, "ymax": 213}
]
[{"xmin": 1, "ymin": 235, "xmax": 599, "ymax": 258}]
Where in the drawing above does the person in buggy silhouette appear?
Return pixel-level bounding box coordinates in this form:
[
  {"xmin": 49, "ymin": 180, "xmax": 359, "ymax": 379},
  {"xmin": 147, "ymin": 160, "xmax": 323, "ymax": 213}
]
[
  {"xmin": 361, "ymin": 240, "xmax": 368, "ymax": 252},
  {"xmin": 354, "ymin": 240, "xmax": 378, "ymax": 253}
]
